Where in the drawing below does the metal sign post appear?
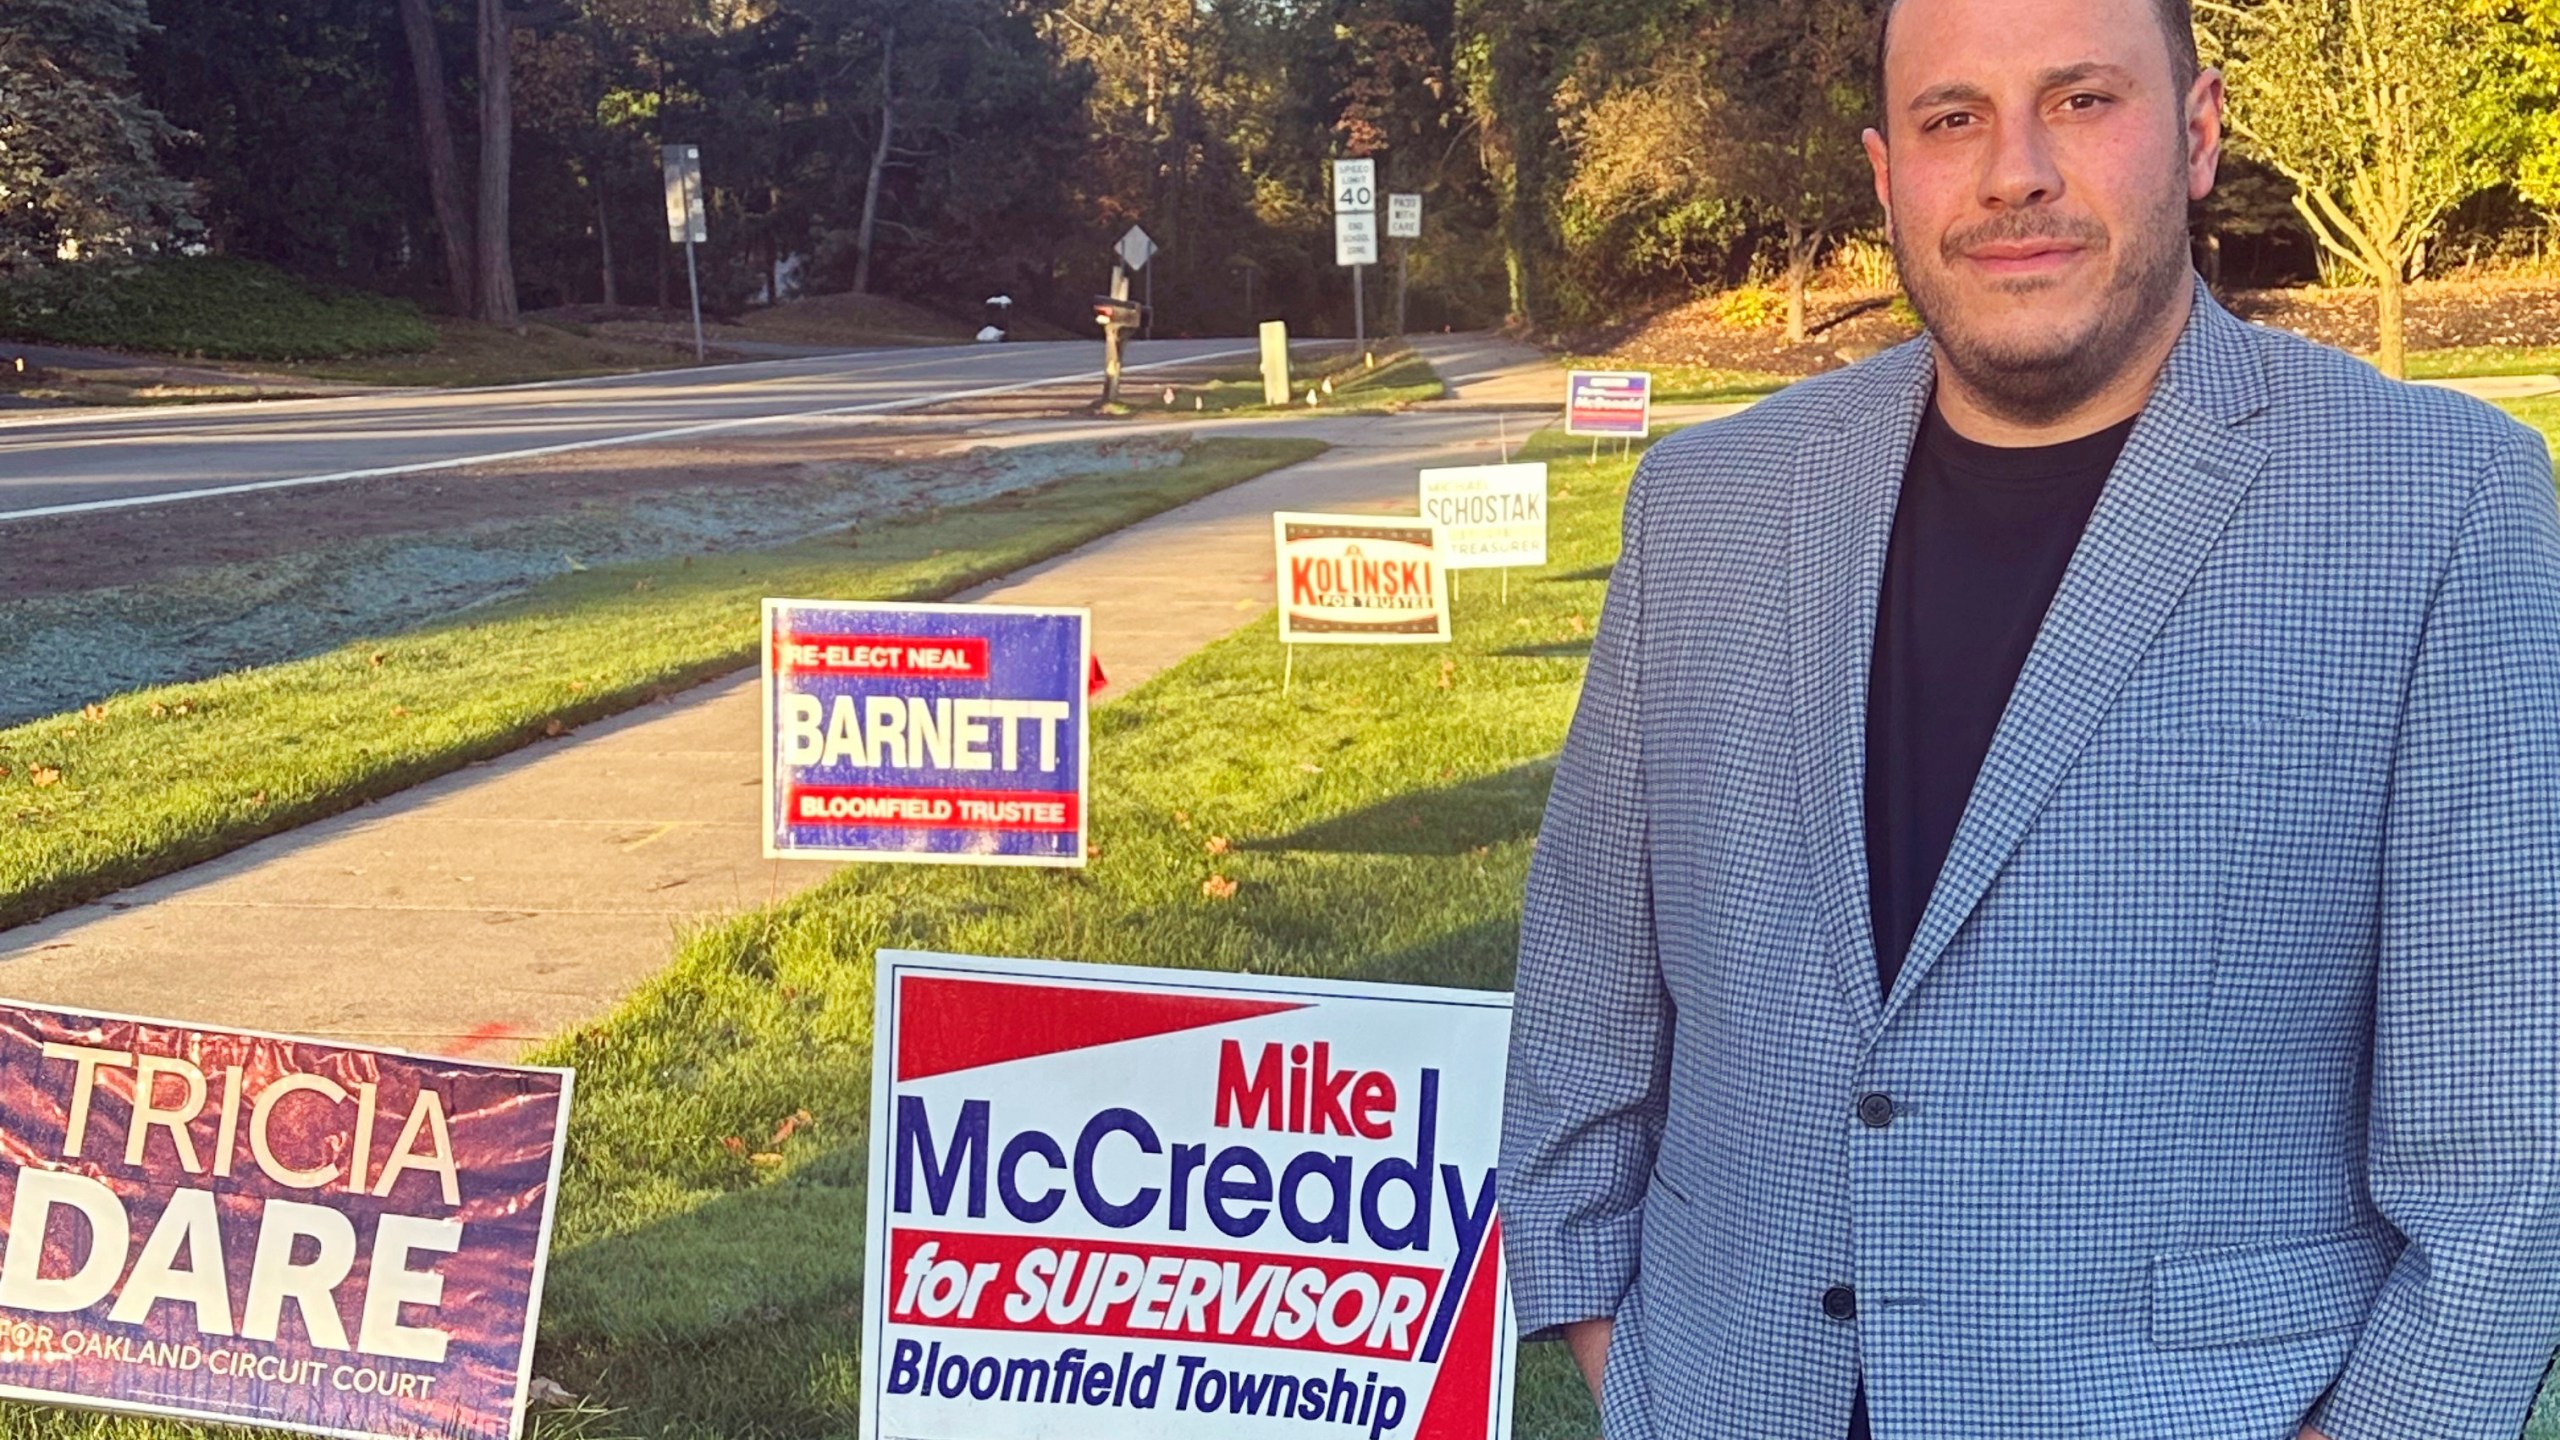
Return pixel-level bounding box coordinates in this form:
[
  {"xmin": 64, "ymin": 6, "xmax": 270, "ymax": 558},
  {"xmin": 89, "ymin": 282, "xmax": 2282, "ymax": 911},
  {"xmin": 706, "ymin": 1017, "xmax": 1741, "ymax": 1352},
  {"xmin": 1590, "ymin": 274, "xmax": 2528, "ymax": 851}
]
[
  {"xmin": 1387, "ymin": 193, "xmax": 1422, "ymax": 337},
  {"xmin": 1332, "ymin": 158, "xmax": 1377, "ymax": 349},
  {"xmin": 661, "ymin": 144, "xmax": 709, "ymax": 361}
]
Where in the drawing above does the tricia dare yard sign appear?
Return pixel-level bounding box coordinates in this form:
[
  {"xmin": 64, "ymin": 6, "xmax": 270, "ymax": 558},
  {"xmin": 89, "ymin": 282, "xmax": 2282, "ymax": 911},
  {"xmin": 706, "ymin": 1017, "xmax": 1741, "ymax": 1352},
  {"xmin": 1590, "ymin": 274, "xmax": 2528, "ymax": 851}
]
[
  {"xmin": 0, "ymin": 1000, "xmax": 571, "ymax": 1440},
  {"xmin": 764, "ymin": 600, "xmax": 1090, "ymax": 867},
  {"xmin": 860, "ymin": 951, "xmax": 1517, "ymax": 1440}
]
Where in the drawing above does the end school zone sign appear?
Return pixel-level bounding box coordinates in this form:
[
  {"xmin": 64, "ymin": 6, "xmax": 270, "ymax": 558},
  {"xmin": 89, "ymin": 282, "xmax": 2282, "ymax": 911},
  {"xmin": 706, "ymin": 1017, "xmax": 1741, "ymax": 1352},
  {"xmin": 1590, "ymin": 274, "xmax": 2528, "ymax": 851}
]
[{"xmin": 860, "ymin": 952, "xmax": 1518, "ymax": 1440}]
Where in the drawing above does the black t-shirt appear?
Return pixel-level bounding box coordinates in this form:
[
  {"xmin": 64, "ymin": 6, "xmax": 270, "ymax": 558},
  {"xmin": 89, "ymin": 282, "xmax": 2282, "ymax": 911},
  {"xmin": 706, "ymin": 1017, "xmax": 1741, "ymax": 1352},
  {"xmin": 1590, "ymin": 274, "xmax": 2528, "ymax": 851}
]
[{"xmin": 1844, "ymin": 401, "xmax": 2134, "ymax": 1440}]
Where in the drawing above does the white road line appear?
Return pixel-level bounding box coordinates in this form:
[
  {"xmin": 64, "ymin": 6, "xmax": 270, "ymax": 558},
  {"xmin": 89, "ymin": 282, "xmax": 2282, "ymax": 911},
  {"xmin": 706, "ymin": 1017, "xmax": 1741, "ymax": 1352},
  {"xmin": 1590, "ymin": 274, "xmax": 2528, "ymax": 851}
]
[{"xmin": 0, "ymin": 345, "xmax": 1255, "ymax": 524}]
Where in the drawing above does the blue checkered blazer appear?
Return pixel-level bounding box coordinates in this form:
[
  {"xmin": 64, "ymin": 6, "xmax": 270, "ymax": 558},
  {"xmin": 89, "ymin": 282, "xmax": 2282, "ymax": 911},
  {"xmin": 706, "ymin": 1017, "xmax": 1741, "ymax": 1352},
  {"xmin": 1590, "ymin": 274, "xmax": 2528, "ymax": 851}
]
[{"xmin": 1501, "ymin": 281, "xmax": 2560, "ymax": 1440}]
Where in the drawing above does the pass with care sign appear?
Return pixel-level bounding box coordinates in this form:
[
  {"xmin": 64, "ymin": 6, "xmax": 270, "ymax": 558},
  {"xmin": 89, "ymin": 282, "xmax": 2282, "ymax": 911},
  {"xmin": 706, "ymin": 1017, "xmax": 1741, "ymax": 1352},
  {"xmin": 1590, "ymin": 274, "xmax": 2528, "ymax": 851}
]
[
  {"xmin": 0, "ymin": 1001, "xmax": 570, "ymax": 1440},
  {"xmin": 860, "ymin": 951, "xmax": 1516, "ymax": 1440}
]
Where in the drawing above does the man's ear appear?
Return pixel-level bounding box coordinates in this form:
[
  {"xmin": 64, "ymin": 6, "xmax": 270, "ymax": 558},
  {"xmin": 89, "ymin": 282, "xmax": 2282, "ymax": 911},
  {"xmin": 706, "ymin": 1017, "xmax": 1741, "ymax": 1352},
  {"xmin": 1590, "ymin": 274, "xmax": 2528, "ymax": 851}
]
[
  {"xmin": 1863, "ymin": 126, "xmax": 1892, "ymax": 220},
  {"xmin": 2185, "ymin": 68, "xmax": 2226, "ymax": 202}
]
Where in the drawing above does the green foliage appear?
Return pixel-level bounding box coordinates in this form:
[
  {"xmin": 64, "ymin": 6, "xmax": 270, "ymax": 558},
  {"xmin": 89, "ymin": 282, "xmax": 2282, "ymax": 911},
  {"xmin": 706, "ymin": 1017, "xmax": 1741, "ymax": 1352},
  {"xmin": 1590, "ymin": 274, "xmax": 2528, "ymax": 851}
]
[
  {"xmin": 0, "ymin": 0, "xmax": 198, "ymax": 269},
  {"xmin": 0, "ymin": 439, "xmax": 1320, "ymax": 932},
  {"xmin": 0, "ymin": 255, "xmax": 433, "ymax": 359},
  {"xmin": 1711, "ymin": 283, "xmax": 1791, "ymax": 330}
]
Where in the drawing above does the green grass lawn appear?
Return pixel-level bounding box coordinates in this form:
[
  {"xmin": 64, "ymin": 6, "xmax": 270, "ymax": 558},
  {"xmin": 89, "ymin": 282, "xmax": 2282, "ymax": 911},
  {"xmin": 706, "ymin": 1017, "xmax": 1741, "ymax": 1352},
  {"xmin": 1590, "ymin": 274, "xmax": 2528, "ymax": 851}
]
[
  {"xmin": 0, "ymin": 438, "xmax": 1320, "ymax": 933},
  {"xmin": 1134, "ymin": 344, "xmax": 1444, "ymax": 415},
  {"xmin": 513, "ymin": 423, "xmax": 1622, "ymax": 1440},
  {"xmin": 0, "ymin": 257, "xmax": 435, "ymax": 361},
  {"xmin": 1554, "ymin": 355, "xmax": 1795, "ymax": 405}
]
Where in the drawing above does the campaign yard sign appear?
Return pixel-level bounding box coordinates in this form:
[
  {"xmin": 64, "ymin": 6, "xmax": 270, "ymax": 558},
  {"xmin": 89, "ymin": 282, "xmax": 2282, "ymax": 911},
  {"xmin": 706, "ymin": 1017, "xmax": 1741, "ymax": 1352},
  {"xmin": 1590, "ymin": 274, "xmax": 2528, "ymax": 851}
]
[
  {"xmin": 861, "ymin": 952, "xmax": 1516, "ymax": 1440},
  {"xmin": 764, "ymin": 600, "xmax": 1090, "ymax": 867},
  {"xmin": 1415, "ymin": 465, "xmax": 1547, "ymax": 572},
  {"xmin": 1273, "ymin": 514, "xmax": 1450, "ymax": 646},
  {"xmin": 0, "ymin": 1001, "xmax": 571, "ymax": 1440},
  {"xmin": 1562, "ymin": 371, "xmax": 1651, "ymax": 437}
]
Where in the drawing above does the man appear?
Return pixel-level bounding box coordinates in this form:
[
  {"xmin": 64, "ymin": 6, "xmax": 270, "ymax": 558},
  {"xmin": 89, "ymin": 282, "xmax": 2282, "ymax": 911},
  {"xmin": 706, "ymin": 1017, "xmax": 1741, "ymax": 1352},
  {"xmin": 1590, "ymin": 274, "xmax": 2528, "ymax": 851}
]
[{"xmin": 1498, "ymin": 0, "xmax": 2560, "ymax": 1434}]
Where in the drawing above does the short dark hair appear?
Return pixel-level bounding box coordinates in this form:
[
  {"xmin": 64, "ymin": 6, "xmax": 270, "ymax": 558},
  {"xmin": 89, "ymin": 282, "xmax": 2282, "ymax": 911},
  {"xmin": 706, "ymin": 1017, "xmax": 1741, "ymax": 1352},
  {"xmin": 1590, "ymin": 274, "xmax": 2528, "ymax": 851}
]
[{"xmin": 1874, "ymin": 0, "xmax": 2201, "ymax": 126}]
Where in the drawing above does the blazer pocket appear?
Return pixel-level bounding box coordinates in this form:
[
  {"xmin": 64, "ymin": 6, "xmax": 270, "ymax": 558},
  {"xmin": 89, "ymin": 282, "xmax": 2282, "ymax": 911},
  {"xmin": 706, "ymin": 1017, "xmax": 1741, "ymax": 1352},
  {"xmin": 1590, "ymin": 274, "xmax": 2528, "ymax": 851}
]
[
  {"xmin": 2129, "ymin": 714, "xmax": 2341, "ymax": 780},
  {"xmin": 2148, "ymin": 1223, "xmax": 2402, "ymax": 1349}
]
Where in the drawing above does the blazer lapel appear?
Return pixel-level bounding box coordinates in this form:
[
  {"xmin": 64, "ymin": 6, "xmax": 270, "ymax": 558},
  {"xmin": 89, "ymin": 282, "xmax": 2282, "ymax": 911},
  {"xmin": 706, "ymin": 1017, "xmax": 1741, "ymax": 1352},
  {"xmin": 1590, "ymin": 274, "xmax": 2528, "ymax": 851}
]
[
  {"xmin": 1790, "ymin": 340, "xmax": 1934, "ymax": 1044},
  {"xmin": 1874, "ymin": 285, "xmax": 2274, "ymax": 1032}
]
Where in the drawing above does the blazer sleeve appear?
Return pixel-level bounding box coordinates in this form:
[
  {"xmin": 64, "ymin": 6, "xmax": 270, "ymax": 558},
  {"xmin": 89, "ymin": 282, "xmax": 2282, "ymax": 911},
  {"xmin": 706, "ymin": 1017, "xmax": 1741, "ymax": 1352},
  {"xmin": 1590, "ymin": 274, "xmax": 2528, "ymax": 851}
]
[
  {"xmin": 1499, "ymin": 453, "xmax": 1675, "ymax": 1345},
  {"xmin": 2307, "ymin": 425, "xmax": 2560, "ymax": 1440}
]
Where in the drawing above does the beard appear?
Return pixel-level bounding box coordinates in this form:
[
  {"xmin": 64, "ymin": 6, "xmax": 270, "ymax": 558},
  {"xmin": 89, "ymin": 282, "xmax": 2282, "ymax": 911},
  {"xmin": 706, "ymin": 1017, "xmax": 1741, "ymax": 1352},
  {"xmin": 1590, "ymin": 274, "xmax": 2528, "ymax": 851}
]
[{"xmin": 1891, "ymin": 169, "xmax": 2195, "ymax": 427}]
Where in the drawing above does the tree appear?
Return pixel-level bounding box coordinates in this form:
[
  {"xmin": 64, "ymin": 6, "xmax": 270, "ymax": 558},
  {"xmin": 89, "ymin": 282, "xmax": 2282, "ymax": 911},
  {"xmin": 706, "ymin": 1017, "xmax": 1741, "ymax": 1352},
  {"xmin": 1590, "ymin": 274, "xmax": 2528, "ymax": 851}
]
[
  {"xmin": 1704, "ymin": 0, "xmax": 1879, "ymax": 341},
  {"xmin": 0, "ymin": 0, "xmax": 196, "ymax": 269},
  {"xmin": 475, "ymin": 0, "xmax": 520, "ymax": 323},
  {"xmin": 396, "ymin": 0, "xmax": 477, "ymax": 312},
  {"xmin": 2202, "ymin": 0, "xmax": 2504, "ymax": 376}
]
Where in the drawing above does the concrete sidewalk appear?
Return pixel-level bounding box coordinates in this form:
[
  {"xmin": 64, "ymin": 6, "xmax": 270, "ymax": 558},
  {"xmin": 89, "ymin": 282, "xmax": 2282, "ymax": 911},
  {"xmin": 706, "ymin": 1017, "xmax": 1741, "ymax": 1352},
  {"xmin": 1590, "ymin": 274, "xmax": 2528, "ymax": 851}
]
[{"xmin": 0, "ymin": 412, "xmax": 1535, "ymax": 1058}]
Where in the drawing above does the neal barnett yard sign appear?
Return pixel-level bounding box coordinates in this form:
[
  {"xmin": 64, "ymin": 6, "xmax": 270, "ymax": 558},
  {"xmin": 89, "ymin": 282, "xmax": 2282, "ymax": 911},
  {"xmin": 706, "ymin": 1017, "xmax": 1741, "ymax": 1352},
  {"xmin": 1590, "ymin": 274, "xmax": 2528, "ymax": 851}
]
[
  {"xmin": 860, "ymin": 951, "xmax": 1518, "ymax": 1440},
  {"xmin": 764, "ymin": 600, "xmax": 1090, "ymax": 867}
]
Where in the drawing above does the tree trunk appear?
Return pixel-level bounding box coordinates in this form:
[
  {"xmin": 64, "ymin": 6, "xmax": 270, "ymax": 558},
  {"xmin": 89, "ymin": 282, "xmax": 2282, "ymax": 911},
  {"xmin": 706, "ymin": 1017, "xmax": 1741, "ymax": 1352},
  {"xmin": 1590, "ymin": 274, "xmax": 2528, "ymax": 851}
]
[
  {"xmin": 1784, "ymin": 223, "xmax": 1814, "ymax": 344},
  {"xmin": 474, "ymin": 0, "xmax": 518, "ymax": 325},
  {"xmin": 593, "ymin": 170, "xmax": 617, "ymax": 306},
  {"xmin": 853, "ymin": 24, "xmax": 895, "ymax": 295},
  {"xmin": 395, "ymin": 0, "xmax": 474, "ymax": 316},
  {"xmin": 2375, "ymin": 265, "xmax": 2406, "ymax": 379}
]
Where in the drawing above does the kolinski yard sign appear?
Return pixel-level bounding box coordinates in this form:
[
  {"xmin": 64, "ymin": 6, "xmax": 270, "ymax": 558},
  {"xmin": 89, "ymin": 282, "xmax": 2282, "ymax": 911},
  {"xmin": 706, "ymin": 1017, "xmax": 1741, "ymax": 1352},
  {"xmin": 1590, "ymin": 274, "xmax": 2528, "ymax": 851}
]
[
  {"xmin": 1272, "ymin": 514, "xmax": 1451, "ymax": 645},
  {"xmin": 0, "ymin": 1002, "xmax": 571, "ymax": 1440},
  {"xmin": 764, "ymin": 600, "xmax": 1090, "ymax": 867},
  {"xmin": 860, "ymin": 952, "xmax": 1517, "ymax": 1440}
]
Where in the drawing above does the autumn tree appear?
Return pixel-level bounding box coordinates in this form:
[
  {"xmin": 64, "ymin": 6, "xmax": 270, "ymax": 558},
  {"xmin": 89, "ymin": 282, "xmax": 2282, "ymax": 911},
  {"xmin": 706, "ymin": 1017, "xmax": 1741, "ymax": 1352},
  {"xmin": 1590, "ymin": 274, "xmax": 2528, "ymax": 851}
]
[
  {"xmin": 2202, "ymin": 0, "xmax": 2504, "ymax": 376},
  {"xmin": 1706, "ymin": 0, "xmax": 1880, "ymax": 340}
]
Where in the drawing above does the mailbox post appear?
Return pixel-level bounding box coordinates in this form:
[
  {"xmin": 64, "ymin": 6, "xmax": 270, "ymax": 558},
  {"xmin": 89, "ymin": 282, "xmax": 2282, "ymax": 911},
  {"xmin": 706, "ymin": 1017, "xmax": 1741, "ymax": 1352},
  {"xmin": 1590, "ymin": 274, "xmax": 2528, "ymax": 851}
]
[{"xmin": 1093, "ymin": 293, "xmax": 1142, "ymax": 404}]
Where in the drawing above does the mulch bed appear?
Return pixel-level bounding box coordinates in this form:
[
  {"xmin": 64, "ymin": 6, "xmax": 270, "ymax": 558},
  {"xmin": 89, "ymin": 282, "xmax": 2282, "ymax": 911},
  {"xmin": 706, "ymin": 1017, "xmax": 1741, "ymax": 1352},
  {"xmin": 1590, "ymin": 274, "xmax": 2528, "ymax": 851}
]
[{"xmin": 1567, "ymin": 277, "xmax": 2560, "ymax": 377}]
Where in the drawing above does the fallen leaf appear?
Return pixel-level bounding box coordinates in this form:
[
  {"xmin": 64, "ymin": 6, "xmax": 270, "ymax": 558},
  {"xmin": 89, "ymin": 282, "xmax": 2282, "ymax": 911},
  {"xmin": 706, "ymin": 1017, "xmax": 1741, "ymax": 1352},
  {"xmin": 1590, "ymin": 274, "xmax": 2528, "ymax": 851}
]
[
  {"xmin": 368, "ymin": 651, "xmax": 386, "ymax": 669},
  {"xmin": 1204, "ymin": 835, "xmax": 1230, "ymax": 855},
  {"xmin": 1172, "ymin": 809, "xmax": 1192, "ymax": 829},
  {"xmin": 250, "ymin": 791, "xmax": 267, "ymax": 805},
  {"xmin": 567, "ymin": 680, "xmax": 585, "ymax": 692},
  {"xmin": 30, "ymin": 767, "xmax": 59, "ymax": 788},
  {"xmin": 543, "ymin": 718, "xmax": 565, "ymax": 738},
  {"xmin": 720, "ymin": 1135, "xmax": 747, "ymax": 1157},
  {"xmin": 81, "ymin": 704, "xmax": 106, "ymax": 723},
  {"xmin": 390, "ymin": 705, "xmax": 409, "ymax": 718},
  {"xmin": 147, "ymin": 702, "xmax": 165, "ymax": 717},
  {"xmin": 772, "ymin": 1109, "xmax": 813, "ymax": 1144},
  {"xmin": 1298, "ymin": 762, "xmax": 1323, "ymax": 774},
  {"xmin": 1201, "ymin": 874, "xmax": 1238, "ymax": 900},
  {"xmin": 525, "ymin": 1378, "xmax": 580, "ymax": 1409}
]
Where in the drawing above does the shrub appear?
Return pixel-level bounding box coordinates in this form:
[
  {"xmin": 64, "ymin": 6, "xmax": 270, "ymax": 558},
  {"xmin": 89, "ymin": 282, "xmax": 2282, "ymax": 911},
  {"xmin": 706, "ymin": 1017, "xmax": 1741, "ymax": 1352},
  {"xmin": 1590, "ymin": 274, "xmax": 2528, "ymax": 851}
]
[
  {"xmin": 1710, "ymin": 283, "xmax": 1790, "ymax": 330},
  {"xmin": 0, "ymin": 256, "xmax": 436, "ymax": 361}
]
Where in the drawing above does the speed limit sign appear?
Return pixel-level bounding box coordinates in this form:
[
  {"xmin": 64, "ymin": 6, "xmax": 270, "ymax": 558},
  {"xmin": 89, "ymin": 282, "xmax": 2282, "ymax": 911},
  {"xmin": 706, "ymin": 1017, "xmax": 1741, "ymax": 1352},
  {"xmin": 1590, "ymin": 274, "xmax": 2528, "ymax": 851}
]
[{"xmin": 1332, "ymin": 158, "xmax": 1376, "ymax": 214}]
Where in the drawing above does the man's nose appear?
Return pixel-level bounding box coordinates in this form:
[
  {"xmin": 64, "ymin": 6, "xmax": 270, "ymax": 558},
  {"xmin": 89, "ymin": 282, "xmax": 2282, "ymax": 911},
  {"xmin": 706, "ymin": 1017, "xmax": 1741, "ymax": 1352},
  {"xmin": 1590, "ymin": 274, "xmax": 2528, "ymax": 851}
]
[{"xmin": 1978, "ymin": 112, "xmax": 2063, "ymax": 209}]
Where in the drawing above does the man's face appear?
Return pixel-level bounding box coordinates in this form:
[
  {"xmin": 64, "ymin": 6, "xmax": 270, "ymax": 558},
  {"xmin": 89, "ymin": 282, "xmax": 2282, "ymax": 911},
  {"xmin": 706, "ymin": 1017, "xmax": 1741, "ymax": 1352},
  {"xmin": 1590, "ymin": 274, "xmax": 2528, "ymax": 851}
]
[{"xmin": 1864, "ymin": 0, "xmax": 2222, "ymax": 422}]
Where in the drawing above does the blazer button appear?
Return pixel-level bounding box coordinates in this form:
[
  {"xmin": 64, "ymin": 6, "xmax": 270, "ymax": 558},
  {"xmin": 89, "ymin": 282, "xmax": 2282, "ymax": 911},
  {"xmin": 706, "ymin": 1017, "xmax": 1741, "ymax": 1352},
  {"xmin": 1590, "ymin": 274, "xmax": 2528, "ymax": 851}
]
[
  {"xmin": 1822, "ymin": 1285, "xmax": 1858, "ymax": 1322},
  {"xmin": 1857, "ymin": 1092, "xmax": 1896, "ymax": 1128}
]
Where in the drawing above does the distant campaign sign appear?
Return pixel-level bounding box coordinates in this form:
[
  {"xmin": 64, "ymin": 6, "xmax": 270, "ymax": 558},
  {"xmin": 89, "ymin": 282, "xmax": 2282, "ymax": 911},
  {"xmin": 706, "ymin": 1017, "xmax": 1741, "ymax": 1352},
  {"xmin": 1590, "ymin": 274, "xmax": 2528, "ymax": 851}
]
[
  {"xmin": 0, "ymin": 1001, "xmax": 571, "ymax": 1440},
  {"xmin": 764, "ymin": 600, "xmax": 1090, "ymax": 867},
  {"xmin": 1416, "ymin": 464, "xmax": 1546, "ymax": 571},
  {"xmin": 860, "ymin": 950, "xmax": 1518, "ymax": 1440},
  {"xmin": 1273, "ymin": 514, "xmax": 1450, "ymax": 645},
  {"xmin": 1563, "ymin": 370, "xmax": 1651, "ymax": 437}
]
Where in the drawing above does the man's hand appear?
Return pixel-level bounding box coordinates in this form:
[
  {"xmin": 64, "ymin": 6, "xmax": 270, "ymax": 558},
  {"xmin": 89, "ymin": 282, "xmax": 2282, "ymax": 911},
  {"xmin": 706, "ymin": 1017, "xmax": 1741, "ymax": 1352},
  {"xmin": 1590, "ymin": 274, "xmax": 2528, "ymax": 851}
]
[
  {"xmin": 2297, "ymin": 1427, "xmax": 2331, "ymax": 1440},
  {"xmin": 1563, "ymin": 1317, "xmax": 1613, "ymax": 1405}
]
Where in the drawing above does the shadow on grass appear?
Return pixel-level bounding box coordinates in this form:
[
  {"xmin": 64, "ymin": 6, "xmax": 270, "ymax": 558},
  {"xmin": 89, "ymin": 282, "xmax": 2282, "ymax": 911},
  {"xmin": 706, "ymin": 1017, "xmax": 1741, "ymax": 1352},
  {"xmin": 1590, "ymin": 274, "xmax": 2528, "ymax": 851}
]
[
  {"xmin": 1546, "ymin": 563, "xmax": 1613, "ymax": 584},
  {"xmin": 1496, "ymin": 641, "xmax": 1590, "ymax": 660},
  {"xmin": 1241, "ymin": 760, "xmax": 1555, "ymax": 857}
]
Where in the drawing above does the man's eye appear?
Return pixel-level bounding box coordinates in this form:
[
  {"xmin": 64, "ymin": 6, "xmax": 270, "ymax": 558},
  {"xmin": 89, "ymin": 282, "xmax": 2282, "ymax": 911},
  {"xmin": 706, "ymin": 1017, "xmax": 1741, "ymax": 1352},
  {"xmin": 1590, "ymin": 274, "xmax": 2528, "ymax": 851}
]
[
  {"xmin": 2060, "ymin": 92, "xmax": 2110, "ymax": 111},
  {"xmin": 1926, "ymin": 112, "xmax": 1977, "ymax": 132}
]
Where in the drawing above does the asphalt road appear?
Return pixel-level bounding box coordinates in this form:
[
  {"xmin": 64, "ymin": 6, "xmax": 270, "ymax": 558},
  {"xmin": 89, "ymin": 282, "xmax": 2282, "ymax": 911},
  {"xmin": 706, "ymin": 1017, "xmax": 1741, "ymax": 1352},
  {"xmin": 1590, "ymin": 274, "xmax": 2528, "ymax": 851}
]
[{"xmin": 0, "ymin": 337, "xmax": 1254, "ymax": 521}]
